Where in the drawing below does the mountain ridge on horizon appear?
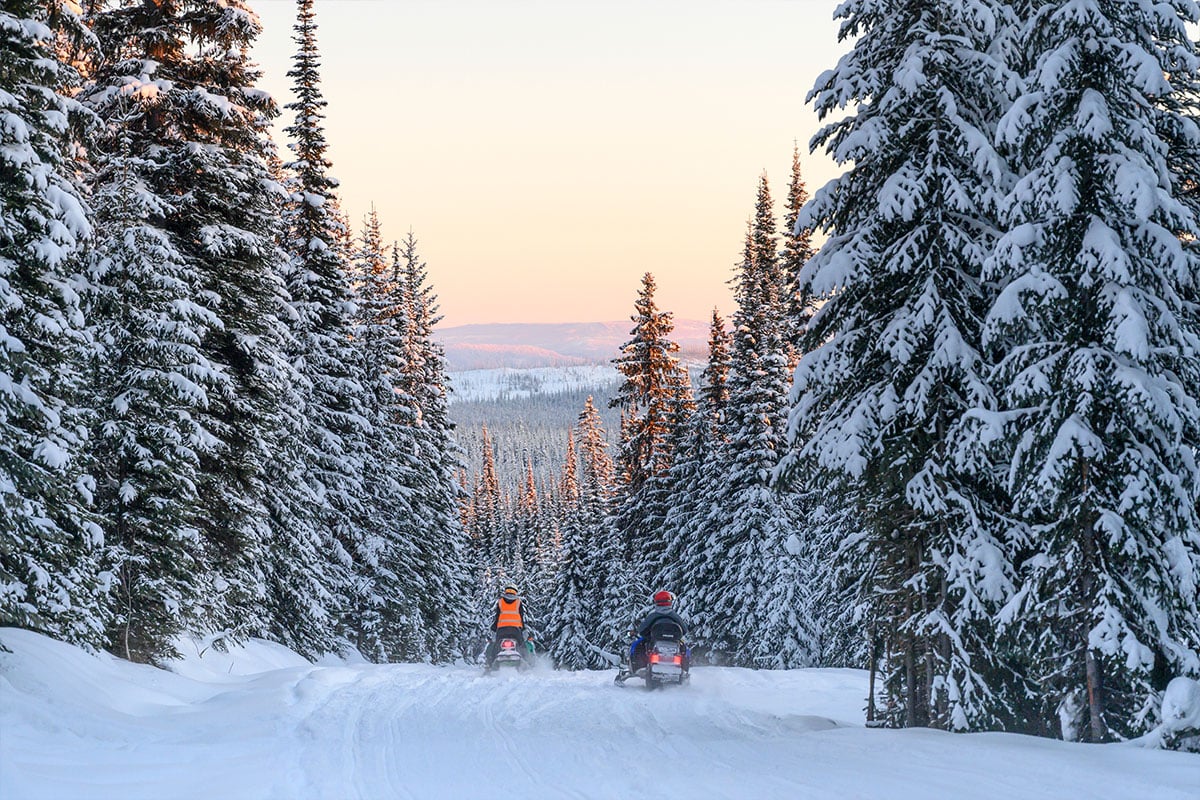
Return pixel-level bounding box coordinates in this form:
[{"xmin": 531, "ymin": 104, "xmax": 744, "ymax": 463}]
[{"xmin": 435, "ymin": 319, "xmax": 711, "ymax": 371}]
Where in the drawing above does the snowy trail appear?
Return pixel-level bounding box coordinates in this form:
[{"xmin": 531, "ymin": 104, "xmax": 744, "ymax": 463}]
[{"xmin": 3, "ymin": 630, "xmax": 1198, "ymax": 800}]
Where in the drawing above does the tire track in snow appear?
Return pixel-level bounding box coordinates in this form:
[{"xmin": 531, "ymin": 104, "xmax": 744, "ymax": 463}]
[
  {"xmin": 346, "ymin": 671, "xmax": 418, "ymax": 800},
  {"xmin": 477, "ymin": 674, "xmax": 589, "ymax": 800}
]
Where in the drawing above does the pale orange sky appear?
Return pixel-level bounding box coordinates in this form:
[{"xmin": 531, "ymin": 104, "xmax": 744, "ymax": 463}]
[{"xmin": 248, "ymin": 0, "xmax": 844, "ymax": 326}]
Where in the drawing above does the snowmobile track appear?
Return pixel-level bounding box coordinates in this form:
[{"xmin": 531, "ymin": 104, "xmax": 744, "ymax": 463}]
[{"xmin": 5, "ymin": 630, "xmax": 1199, "ymax": 800}]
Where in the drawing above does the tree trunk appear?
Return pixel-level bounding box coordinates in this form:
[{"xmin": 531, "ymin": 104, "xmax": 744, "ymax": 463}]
[
  {"xmin": 936, "ymin": 569, "xmax": 950, "ymax": 728},
  {"xmin": 1079, "ymin": 457, "xmax": 1107, "ymax": 741},
  {"xmin": 867, "ymin": 624, "xmax": 878, "ymax": 725},
  {"xmin": 1085, "ymin": 644, "xmax": 1107, "ymax": 741},
  {"xmin": 905, "ymin": 592, "xmax": 918, "ymax": 728}
]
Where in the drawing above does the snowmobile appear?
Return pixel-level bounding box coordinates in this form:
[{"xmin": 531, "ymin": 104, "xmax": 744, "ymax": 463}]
[
  {"xmin": 614, "ymin": 621, "xmax": 690, "ymax": 689},
  {"xmin": 485, "ymin": 633, "xmax": 535, "ymax": 673}
]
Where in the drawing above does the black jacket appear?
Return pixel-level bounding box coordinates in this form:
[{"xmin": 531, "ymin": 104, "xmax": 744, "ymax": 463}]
[{"xmin": 637, "ymin": 608, "xmax": 686, "ymax": 640}]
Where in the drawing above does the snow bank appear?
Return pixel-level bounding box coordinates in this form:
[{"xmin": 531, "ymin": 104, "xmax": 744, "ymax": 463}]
[
  {"xmin": 1161, "ymin": 676, "xmax": 1200, "ymax": 733},
  {"xmin": 166, "ymin": 633, "xmax": 313, "ymax": 681},
  {"xmin": 1134, "ymin": 676, "xmax": 1200, "ymax": 751},
  {"xmin": 3, "ymin": 628, "xmax": 1199, "ymax": 799}
]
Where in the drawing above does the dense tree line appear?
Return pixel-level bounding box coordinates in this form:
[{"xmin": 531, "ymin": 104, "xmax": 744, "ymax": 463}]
[
  {"xmin": 453, "ymin": 384, "xmax": 621, "ymax": 489},
  {"xmin": 7, "ymin": 0, "xmax": 1199, "ymax": 750},
  {"xmin": 1, "ymin": 0, "xmax": 468, "ymax": 665},
  {"xmin": 783, "ymin": 0, "xmax": 1200, "ymax": 742},
  {"xmin": 463, "ymin": 0, "xmax": 1200, "ymax": 749},
  {"xmin": 463, "ymin": 172, "xmax": 812, "ymax": 671}
]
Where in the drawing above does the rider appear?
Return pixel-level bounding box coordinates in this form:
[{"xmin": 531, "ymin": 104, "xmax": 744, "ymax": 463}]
[
  {"xmin": 486, "ymin": 583, "xmax": 534, "ymax": 666},
  {"xmin": 629, "ymin": 590, "xmax": 687, "ymax": 674}
]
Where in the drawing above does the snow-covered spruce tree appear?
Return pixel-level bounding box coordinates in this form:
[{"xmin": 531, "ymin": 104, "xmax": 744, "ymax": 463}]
[
  {"xmin": 544, "ymin": 429, "xmax": 592, "ymax": 668},
  {"xmin": 394, "ymin": 231, "xmax": 470, "ymax": 661},
  {"xmin": 545, "ymin": 511, "xmax": 592, "ymax": 669},
  {"xmin": 577, "ymin": 396, "xmax": 622, "ymax": 662},
  {"xmin": 781, "ymin": 144, "xmax": 817, "ymax": 368},
  {"xmin": 351, "ymin": 210, "xmax": 426, "ymax": 661},
  {"xmin": 663, "ymin": 309, "xmax": 731, "ymax": 657},
  {"xmin": 267, "ymin": 0, "xmax": 370, "ymax": 658},
  {"xmin": 985, "ymin": 0, "xmax": 1200, "ymax": 741},
  {"xmin": 511, "ymin": 459, "xmax": 543, "ymax": 593},
  {"xmin": 465, "ymin": 420, "xmax": 506, "ymax": 653},
  {"xmin": 609, "ymin": 272, "xmax": 693, "ymax": 626},
  {"xmin": 705, "ymin": 179, "xmax": 799, "ymax": 667},
  {"xmin": 83, "ymin": 121, "xmax": 220, "ymax": 663},
  {"xmin": 0, "ymin": 1, "xmax": 107, "ymax": 648},
  {"xmin": 84, "ymin": 0, "xmax": 304, "ymax": 641},
  {"xmin": 779, "ymin": 0, "xmax": 1018, "ymax": 729}
]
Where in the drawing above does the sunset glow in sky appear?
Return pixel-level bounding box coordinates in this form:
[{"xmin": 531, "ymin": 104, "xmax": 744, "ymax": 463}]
[{"xmin": 248, "ymin": 1, "xmax": 845, "ymax": 326}]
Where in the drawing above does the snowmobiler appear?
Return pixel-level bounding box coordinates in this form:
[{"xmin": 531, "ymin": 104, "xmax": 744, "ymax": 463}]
[
  {"xmin": 615, "ymin": 591, "xmax": 690, "ymax": 688},
  {"xmin": 485, "ymin": 584, "xmax": 535, "ymax": 671}
]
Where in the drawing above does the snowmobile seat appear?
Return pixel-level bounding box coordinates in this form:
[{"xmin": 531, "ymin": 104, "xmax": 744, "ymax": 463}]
[{"xmin": 649, "ymin": 619, "xmax": 684, "ymax": 643}]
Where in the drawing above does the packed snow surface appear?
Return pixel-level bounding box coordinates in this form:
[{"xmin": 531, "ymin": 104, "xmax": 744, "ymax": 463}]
[{"xmin": 3, "ymin": 629, "xmax": 1198, "ymax": 800}]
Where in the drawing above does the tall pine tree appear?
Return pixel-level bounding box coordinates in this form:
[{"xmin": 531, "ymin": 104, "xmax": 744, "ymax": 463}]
[
  {"xmin": 664, "ymin": 309, "xmax": 731, "ymax": 657},
  {"xmin": 86, "ymin": 0, "xmax": 304, "ymax": 641},
  {"xmin": 272, "ymin": 0, "xmax": 368, "ymax": 658},
  {"xmin": 781, "ymin": 0, "xmax": 1019, "ymax": 729},
  {"xmin": 1, "ymin": 0, "xmax": 106, "ymax": 648},
  {"xmin": 781, "ymin": 144, "xmax": 817, "ymax": 367},
  {"xmin": 84, "ymin": 122, "xmax": 217, "ymax": 663},
  {"xmin": 986, "ymin": 0, "xmax": 1200, "ymax": 741},
  {"xmin": 609, "ymin": 272, "xmax": 692, "ymax": 624},
  {"xmin": 707, "ymin": 179, "xmax": 797, "ymax": 666},
  {"xmin": 351, "ymin": 209, "xmax": 425, "ymax": 661},
  {"xmin": 395, "ymin": 231, "xmax": 470, "ymax": 661}
]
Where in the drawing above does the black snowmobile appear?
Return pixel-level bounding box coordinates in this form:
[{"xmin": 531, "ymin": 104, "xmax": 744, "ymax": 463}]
[{"xmin": 614, "ymin": 619, "xmax": 690, "ymax": 689}]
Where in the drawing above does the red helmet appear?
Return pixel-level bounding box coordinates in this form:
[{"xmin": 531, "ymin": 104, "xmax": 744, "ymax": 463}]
[{"xmin": 653, "ymin": 590, "xmax": 674, "ymax": 607}]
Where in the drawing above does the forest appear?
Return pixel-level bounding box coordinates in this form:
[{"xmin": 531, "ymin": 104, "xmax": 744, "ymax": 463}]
[{"xmin": 3, "ymin": 0, "xmax": 1200, "ymax": 750}]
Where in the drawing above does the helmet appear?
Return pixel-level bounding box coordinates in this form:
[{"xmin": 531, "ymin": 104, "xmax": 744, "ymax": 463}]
[
  {"xmin": 502, "ymin": 584, "xmax": 519, "ymax": 598},
  {"xmin": 653, "ymin": 590, "xmax": 674, "ymax": 607}
]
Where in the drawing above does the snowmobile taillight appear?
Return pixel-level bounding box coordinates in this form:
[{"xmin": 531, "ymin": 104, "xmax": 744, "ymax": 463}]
[
  {"xmin": 501, "ymin": 640, "xmax": 516, "ymax": 650},
  {"xmin": 649, "ymin": 653, "xmax": 660, "ymax": 663},
  {"xmin": 673, "ymin": 655, "xmax": 682, "ymax": 664}
]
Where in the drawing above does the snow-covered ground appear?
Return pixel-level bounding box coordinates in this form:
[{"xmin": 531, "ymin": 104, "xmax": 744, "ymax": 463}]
[
  {"xmin": 449, "ymin": 364, "xmax": 619, "ymax": 403},
  {"xmin": 2, "ymin": 628, "xmax": 1197, "ymax": 800}
]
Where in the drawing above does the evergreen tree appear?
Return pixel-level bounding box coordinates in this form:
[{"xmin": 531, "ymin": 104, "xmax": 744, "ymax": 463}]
[
  {"xmin": 781, "ymin": 0, "xmax": 1019, "ymax": 729},
  {"xmin": 472, "ymin": 423, "xmax": 504, "ymax": 571},
  {"xmin": 707, "ymin": 179, "xmax": 797, "ymax": 666},
  {"xmin": 85, "ymin": 0, "xmax": 303, "ymax": 641},
  {"xmin": 466, "ymin": 422, "xmax": 503, "ymax": 652},
  {"xmin": 560, "ymin": 429, "xmax": 580, "ymax": 509},
  {"xmin": 662, "ymin": 309, "xmax": 731, "ymax": 655},
  {"xmin": 271, "ymin": 0, "xmax": 369, "ymax": 658},
  {"xmin": 781, "ymin": 143, "xmax": 817, "ymax": 367},
  {"xmin": 609, "ymin": 273, "xmax": 692, "ymax": 620},
  {"xmin": 986, "ymin": 0, "xmax": 1200, "ymax": 741},
  {"xmin": 351, "ymin": 209, "xmax": 425, "ymax": 661},
  {"xmin": 84, "ymin": 124, "xmax": 218, "ymax": 663},
  {"xmin": 0, "ymin": 0, "xmax": 107, "ymax": 647},
  {"xmin": 395, "ymin": 231, "xmax": 469, "ymax": 661},
  {"xmin": 577, "ymin": 396, "xmax": 621, "ymax": 661},
  {"xmin": 545, "ymin": 506, "xmax": 592, "ymax": 669},
  {"xmin": 544, "ymin": 429, "xmax": 591, "ymax": 668}
]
